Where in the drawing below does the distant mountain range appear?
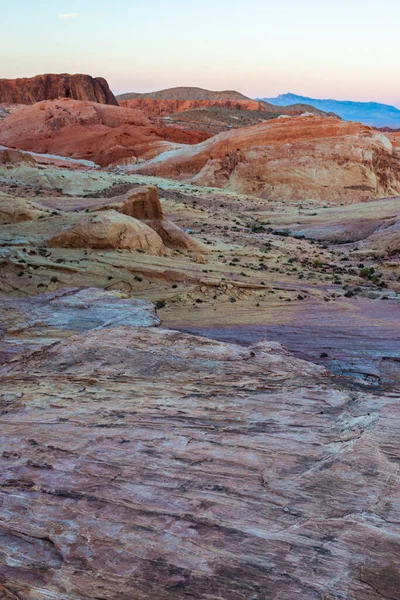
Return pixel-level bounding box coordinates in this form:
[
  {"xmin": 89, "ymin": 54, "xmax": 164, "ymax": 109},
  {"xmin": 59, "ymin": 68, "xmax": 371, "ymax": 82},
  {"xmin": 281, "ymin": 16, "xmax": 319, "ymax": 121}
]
[{"xmin": 259, "ymin": 93, "xmax": 400, "ymax": 128}]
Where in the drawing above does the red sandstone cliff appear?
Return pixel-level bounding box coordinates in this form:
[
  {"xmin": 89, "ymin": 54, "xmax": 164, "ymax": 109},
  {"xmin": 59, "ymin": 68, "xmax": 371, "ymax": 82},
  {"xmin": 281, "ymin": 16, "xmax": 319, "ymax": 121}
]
[{"xmin": 0, "ymin": 74, "xmax": 118, "ymax": 105}]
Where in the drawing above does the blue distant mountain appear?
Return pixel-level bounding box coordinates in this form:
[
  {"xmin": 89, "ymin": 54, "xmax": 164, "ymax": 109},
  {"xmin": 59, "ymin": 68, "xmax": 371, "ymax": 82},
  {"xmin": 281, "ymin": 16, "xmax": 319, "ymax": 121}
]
[{"xmin": 259, "ymin": 93, "xmax": 400, "ymax": 129}]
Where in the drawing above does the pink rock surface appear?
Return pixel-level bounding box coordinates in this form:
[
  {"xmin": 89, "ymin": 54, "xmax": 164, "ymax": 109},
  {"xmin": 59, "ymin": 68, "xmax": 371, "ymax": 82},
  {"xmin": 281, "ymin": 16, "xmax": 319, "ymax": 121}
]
[{"xmin": 0, "ymin": 289, "xmax": 399, "ymax": 599}]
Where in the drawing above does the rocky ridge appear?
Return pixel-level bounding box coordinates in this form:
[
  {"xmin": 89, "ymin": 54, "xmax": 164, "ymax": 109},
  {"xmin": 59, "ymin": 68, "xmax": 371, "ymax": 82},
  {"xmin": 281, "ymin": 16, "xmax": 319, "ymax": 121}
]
[{"xmin": 124, "ymin": 116, "xmax": 400, "ymax": 202}]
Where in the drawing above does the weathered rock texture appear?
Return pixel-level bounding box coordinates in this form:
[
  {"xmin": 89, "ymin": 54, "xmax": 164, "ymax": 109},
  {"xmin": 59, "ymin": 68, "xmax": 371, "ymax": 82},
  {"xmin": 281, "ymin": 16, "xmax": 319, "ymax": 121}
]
[
  {"xmin": 0, "ymin": 99, "xmax": 210, "ymax": 166},
  {"xmin": 127, "ymin": 116, "xmax": 400, "ymax": 202},
  {"xmin": 0, "ymin": 73, "xmax": 118, "ymax": 105},
  {"xmin": 0, "ymin": 289, "xmax": 399, "ymax": 599}
]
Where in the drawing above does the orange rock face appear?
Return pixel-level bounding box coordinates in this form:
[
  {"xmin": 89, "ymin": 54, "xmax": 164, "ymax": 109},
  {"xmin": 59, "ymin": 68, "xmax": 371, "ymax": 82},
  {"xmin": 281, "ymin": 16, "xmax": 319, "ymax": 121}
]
[
  {"xmin": 120, "ymin": 98, "xmax": 268, "ymax": 117},
  {"xmin": 0, "ymin": 73, "xmax": 118, "ymax": 105},
  {"xmin": 0, "ymin": 99, "xmax": 210, "ymax": 166},
  {"xmin": 127, "ymin": 116, "xmax": 400, "ymax": 202}
]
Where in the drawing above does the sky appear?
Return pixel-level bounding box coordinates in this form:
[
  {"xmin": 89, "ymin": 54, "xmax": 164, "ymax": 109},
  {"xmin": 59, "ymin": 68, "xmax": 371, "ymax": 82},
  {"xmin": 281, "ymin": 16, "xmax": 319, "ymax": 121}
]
[{"xmin": 1, "ymin": 0, "xmax": 399, "ymax": 106}]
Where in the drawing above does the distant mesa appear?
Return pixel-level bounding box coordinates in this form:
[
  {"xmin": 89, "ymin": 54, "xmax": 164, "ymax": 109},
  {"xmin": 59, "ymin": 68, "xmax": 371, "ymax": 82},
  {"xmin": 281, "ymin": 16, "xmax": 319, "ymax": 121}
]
[
  {"xmin": 0, "ymin": 73, "xmax": 118, "ymax": 106},
  {"xmin": 261, "ymin": 92, "xmax": 400, "ymax": 128}
]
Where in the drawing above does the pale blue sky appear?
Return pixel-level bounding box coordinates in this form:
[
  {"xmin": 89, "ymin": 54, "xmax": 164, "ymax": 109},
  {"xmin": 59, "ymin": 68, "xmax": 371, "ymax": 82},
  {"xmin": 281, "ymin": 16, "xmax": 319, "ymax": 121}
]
[{"xmin": 1, "ymin": 0, "xmax": 399, "ymax": 105}]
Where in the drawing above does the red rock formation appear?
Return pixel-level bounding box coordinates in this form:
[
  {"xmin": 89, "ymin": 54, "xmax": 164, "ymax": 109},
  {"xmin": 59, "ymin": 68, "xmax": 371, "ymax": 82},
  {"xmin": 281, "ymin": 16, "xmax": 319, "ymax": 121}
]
[
  {"xmin": 0, "ymin": 99, "xmax": 211, "ymax": 166},
  {"xmin": 126, "ymin": 116, "xmax": 400, "ymax": 203},
  {"xmin": 120, "ymin": 98, "xmax": 269, "ymax": 117},
  {"xmin": 0, "ymin": 73, "xmax": 118, "ymax": 105}
]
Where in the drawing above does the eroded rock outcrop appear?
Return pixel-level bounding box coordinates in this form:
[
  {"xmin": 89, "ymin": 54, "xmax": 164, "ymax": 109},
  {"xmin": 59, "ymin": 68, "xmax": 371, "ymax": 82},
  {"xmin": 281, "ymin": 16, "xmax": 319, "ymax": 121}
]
[
  {"xmin": 0, "ymin": 73, "xmax": 118, "ymax": 105},
  {"xmin": 91, "ymin": 185, "xmax": 208, "ymax": 252},
  {"xmin": 0, "ymin": 99, "xmax": 209, "ymax": 166},
  {"xmin": 126, "ymin": 116, "xmax": 400, "ymax": 202}
]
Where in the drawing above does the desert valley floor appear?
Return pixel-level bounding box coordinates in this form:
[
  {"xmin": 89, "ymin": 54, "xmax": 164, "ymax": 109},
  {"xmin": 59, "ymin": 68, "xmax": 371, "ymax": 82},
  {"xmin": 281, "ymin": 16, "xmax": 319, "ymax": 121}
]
[{"xmin": 0, "ymin": 78, "xmax": 399, "ymax": 600}]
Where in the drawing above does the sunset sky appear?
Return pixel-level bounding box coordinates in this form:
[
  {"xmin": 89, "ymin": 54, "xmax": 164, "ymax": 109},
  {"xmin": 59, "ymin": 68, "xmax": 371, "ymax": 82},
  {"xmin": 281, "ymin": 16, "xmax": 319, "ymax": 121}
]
[{"xmin": 1, "ymin": 0, "xmax": 399, "ymax": 106}]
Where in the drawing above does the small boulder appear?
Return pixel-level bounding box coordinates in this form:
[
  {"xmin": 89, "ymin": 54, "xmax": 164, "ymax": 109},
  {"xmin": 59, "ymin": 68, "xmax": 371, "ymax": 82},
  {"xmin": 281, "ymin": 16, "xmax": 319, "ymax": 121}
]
[
  {"xmin": 91, "ymin": 185, "xmax": 207, "ymax": 252},
  {"xmin": 47, "ymin": 210, "xmax": 164, "ymax": 254}
]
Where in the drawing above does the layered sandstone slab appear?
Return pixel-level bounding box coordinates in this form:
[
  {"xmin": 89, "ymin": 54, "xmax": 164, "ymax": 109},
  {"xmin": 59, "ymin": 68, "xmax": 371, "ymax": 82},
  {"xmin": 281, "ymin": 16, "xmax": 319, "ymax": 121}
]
[
  {"xmin": 0, "ymin": 195, "xmax": 56, "ymax": 223},
  {"xmin": 0, "ymin": 99, "xmax": 209, "ymax": 166},
  {"xmin": 0, "ymin": 287, "xmax": 160, "ymax": 362},
  {"xmin": 0, "ymin": 290, "xmax": 399, "ymax": 599},
  {"xmin": 252, "ymin": 195, "xmax": 400, "ymax": 257},
  {"xmin": 126, "ymin": 116, "xmax": 400, "ymax": 202},
  {"xmin": 0, "ymin": 73, "xmax": 118, "ymax": 105}
]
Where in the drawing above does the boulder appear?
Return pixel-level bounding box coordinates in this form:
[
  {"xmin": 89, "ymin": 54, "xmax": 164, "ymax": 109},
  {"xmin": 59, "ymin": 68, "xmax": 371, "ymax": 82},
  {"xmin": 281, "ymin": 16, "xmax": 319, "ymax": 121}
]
[
  {"xmin": 91, "ymin": 185, "xmax": 207, "ymax": 252},
  {"xmin": 47, "ymin": 210, "xmax": 164, "ymax": 254}
]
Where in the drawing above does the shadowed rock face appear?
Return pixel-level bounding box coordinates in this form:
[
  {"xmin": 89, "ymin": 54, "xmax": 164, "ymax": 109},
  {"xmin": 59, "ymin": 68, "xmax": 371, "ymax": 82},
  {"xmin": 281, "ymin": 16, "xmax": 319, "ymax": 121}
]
[
  {"xmin": 0, "ymin": 73, "xmax": 118, "ymax": 105},
  {"xmin": 0, "ymin": 289, "xmax": 399, "ymax": 599}
]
